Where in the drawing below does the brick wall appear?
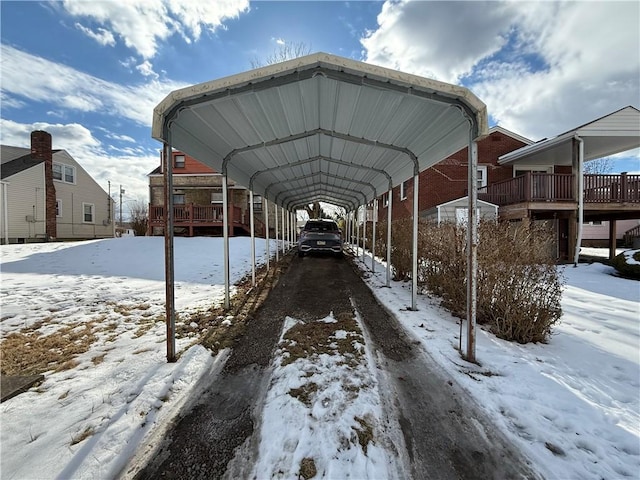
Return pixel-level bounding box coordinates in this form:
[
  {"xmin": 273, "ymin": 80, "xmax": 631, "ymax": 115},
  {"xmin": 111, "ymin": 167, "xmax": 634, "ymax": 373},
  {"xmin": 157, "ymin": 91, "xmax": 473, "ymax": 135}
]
[
  {"xmin": 378, "ymin": 130, "xmax": 529, "ymax": 221},
  {"xmin": 31, "ymin": 130, "xmax": 56, "ymax": 239}
]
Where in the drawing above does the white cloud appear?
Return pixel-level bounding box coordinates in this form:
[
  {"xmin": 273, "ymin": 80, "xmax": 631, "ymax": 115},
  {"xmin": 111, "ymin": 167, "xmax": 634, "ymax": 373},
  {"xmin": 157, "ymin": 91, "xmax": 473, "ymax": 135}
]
[
  {"xmin": 74, "ymin": 22, "xmax": 116, "ymax": 46},
  {"xmin": 1, "ymin": 45, "xmax": 187, "ymax": 127},
  {"xmin": 362, "ymin": 0, "xmax": 516, "ymax": 83},
  {"xmin": 1, "ymin": 118, "xmax": 157, "ymax": 202},
  {"xmin": 361, "ymin": 1, "xmax": 640, "ymax": 142},
  {"xmin": 61, "ymin": 0, "xmax": 250, "ymax": 59},
  {"xmin": 136, "ymin": 60, "xmax": 159, "ymax": 79}
]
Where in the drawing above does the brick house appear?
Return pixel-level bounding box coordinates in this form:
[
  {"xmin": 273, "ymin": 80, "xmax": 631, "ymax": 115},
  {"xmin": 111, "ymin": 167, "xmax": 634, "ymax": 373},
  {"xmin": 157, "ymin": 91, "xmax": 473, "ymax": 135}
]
[
  {"xmin": 147, "ymin": 150, "xmax": 270, "ymax": 237},
  {"xmin": 376, "ymin": 126, "xmax": 531, "ymax": 222},
  {"xmin": 0, "ymin": 131, "xmax": 114, "ymax": 244},
  {"xmin": 376, "ymin": 110, "xmax": 640, "ymax": 262}
]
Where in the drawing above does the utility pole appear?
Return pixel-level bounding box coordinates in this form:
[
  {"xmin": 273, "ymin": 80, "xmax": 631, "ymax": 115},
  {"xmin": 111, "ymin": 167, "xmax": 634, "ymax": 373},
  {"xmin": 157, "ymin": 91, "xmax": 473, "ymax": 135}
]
[{"xmin": 119, "ymin": 185, "xmax": 125, "ymax": 226}]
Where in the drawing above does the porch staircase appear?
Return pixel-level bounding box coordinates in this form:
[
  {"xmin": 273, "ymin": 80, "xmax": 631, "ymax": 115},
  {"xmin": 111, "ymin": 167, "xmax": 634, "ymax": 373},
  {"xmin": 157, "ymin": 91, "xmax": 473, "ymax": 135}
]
[{"xmin": 622, "ymin": 225, "xmax": 640, "ymax": 248}]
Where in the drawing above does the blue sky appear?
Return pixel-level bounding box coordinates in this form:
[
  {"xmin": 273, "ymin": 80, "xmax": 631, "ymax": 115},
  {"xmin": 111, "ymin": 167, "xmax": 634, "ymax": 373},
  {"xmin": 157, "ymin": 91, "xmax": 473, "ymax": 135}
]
[{"xmin": 1, "ymin": 0, "xmax": 639, "ymax": 203}]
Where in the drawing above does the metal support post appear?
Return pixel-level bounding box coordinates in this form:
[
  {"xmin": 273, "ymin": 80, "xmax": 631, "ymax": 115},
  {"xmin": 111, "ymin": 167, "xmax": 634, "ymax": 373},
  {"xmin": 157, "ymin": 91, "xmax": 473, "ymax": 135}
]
[
  {"xmin": 250, "ymin": 190, "xmax": 256, "ymax": 286},
  {"xmin": 264, "ymin": 198, "xmax": 270, "ymax": 270},
  {"xmin": 162, "ymin": 142, "xmax": 176, "ymax": 362},
  {"xmin": 222, "ymin": 173, "xmax": 230, "ymax": 310},
  {"xmin": 411, "ymin": 174, "xmax": 419, "ymax": 311},
  {"xmin": 386, "ymin": 188, "xmax": 392, "ymax": 287}
]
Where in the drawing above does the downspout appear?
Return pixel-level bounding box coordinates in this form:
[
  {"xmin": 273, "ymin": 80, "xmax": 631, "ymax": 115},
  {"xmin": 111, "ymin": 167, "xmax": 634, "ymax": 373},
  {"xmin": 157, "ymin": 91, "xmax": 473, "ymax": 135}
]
[{"xmin": 573, "ymin": 136, "xmax": 584, "ymax": 266}]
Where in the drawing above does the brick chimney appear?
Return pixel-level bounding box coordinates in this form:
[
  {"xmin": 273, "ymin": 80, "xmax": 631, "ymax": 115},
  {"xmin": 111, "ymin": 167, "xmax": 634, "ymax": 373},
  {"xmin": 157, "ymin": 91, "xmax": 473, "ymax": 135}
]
[{"xmin": 31, "ymin": 130, "xmax": 56, "ymax": 240}]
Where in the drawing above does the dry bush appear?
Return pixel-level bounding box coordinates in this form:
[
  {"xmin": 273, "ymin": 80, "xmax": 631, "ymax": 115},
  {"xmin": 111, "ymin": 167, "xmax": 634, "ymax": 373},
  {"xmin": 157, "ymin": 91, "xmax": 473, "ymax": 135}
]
[
  {"xmin": 392, "ymin": 219, "xmax": 562, "ymax": 344},
  {"xmin": 389, "ymin": 218, "xmax": 414, "ymax": 280},
  {"xmin": 476, "ymin": 221, "xmax": 563, "ymax": 343},
  {"xmin": 419, "ymin": 222, "xmax": 467, "ymax": 315}
]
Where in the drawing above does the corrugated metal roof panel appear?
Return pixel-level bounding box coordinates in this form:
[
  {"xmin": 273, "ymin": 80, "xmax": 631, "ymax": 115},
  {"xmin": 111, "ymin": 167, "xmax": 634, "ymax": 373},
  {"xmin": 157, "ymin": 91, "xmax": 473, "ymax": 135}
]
[{"xmin": 153, "ymin": 52, "xmax": 488, "ymax": 211}]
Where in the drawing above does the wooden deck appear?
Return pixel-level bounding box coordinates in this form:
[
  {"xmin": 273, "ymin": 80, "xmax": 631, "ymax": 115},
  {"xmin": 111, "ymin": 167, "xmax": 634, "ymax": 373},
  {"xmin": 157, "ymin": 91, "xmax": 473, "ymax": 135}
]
[
  {"xmin": 479, "ymin": 173, "xmax": 640, "ymax": 206},
  {"xmin": 148, "ymin": 203, "xmax": 262, "ymax": 236}
]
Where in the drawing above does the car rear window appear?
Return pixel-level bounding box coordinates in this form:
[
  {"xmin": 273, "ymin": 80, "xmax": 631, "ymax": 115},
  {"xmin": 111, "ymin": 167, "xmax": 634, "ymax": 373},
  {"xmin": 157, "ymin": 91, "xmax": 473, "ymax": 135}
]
[{"xmin": 304, "ymin": 221, "xmax": 338, "ymax": 232}]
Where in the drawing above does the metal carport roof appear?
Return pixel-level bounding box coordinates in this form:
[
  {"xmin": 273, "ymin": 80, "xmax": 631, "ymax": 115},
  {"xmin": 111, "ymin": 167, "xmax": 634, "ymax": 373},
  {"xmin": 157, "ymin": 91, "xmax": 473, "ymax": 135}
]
[
  {"xmin": 152, "ymin": 52, "xmax": 488, "ymax": 210},
  {"xmin": 152, "ymin": 52, "xmax": 489, "ymax": 363}
]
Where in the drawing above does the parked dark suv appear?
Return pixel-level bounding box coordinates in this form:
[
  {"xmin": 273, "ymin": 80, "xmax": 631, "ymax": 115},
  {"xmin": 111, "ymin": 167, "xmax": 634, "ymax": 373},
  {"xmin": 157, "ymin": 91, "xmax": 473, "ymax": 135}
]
[{"xmin": 298, "ymin": 219, "xmax": 343, "ymax": 257}]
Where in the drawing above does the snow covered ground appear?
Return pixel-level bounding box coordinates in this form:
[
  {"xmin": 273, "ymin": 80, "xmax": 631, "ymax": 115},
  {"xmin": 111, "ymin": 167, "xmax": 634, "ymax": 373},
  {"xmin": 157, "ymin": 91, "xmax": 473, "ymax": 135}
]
[{"xmin": 1, "ymin": 237, "xmax": 638, "ymax": 479}]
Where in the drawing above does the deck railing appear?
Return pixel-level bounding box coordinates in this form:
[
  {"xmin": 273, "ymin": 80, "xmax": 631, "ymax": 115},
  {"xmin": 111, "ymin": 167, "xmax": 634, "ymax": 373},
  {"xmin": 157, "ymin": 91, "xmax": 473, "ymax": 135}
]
[
  {"xmin": 583, "ymin": 174, "xmax": 640, "ymax": 203},
  {"xmin": 148, "ymin": 203, "xmax": 243, "ymax": 225},
  {"xmin": 478, "ymin": 173, "xmax": 640, "ymax": 206}
]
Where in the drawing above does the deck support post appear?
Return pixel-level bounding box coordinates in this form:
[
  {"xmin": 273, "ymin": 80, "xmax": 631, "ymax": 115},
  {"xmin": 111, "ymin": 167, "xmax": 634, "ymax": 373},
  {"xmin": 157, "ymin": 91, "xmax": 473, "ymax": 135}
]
[{"xmin": 609, "ymin": 219, "xmax": 617, "ymax": 260}]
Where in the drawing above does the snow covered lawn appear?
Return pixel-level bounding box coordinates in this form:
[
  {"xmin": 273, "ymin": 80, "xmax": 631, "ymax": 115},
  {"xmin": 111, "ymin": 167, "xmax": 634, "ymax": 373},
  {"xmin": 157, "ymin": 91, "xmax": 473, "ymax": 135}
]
[{"xmin": 1, "ymin": 238, "xmax": 638, "ymax": 479}]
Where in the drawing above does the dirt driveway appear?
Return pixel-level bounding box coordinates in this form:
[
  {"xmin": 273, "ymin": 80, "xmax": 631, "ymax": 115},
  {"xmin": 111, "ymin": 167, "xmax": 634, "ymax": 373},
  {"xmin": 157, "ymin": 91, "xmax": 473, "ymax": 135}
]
[{"xmin": 130, "ymin": 251, "xmax": 541, "ymax": 479}]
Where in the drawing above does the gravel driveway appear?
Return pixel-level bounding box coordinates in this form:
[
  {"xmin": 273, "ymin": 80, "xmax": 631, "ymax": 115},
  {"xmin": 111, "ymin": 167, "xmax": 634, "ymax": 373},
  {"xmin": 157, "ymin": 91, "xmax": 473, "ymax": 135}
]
[{"xmin": 132, "ymin": 251, "xmax": 541, "ymax": 480}]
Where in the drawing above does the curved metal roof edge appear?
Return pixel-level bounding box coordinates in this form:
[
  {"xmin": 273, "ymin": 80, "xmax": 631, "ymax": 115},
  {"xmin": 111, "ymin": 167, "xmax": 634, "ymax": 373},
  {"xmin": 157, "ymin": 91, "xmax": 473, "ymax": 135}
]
[{"xmin": 152, "ymin": 52, "xmax": 488, "ymax": 142}]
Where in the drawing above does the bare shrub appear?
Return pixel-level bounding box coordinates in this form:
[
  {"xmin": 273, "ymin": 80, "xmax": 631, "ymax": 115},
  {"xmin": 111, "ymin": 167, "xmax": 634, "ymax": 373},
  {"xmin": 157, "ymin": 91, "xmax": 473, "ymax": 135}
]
[
  {"xmin": 476, "ymin": 221, "xmax": 563, "ymax": 343},
  {"xmin": 409, "ymin": 219, "xmax": 562, "ymax": 344},
  {"xmin": 389, "ymin": 218, "xmax": 414, "ymax": 280},
  {"xmin": 129, "ymin": 200, "xmax": 148, "ymax": 237},
  {"xmin": 419, "ymin": 222, "xmax": 467, "ymax": 315}
]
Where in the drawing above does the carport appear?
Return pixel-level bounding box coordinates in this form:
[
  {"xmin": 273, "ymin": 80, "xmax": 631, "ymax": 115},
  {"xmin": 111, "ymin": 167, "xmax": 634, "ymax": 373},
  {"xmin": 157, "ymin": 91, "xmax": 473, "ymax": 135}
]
[{"xmin": 152, "ymin": 52, "xmax": 488, "ymax": 362}]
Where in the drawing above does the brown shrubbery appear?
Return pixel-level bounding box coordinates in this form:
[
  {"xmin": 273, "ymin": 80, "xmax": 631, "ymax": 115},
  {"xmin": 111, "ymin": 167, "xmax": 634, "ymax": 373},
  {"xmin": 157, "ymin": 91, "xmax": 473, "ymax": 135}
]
[{"xmin": 368, "ymin": 218, "xmax": 563, "ymax": 344}]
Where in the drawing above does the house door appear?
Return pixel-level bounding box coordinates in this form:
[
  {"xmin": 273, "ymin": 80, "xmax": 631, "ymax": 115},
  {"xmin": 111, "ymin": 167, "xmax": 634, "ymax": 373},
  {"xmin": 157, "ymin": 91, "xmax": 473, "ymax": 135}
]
[
  {"xmin": 515, "ymin": 167, "xmax": 553, "ymax": 200},
  {"xmin": 558, "ymin": 218, "xmax": 569, "ymax": 261}
]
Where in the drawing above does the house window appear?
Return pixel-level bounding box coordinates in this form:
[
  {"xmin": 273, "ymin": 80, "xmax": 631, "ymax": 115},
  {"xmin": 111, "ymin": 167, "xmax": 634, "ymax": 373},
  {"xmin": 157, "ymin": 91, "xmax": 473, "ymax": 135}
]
[
  {"xmin": 82, "ymin": 203, "xmax": 94, "ymax": 223},
  {"xmin": 252, "ymin": 195, "xmax": 263, "ymax": 212},
  {"xmin": 173, "ymin": 194, "xmax": 185, "ymax": 205},
  {"xmin": 174, "ymin": 154, "xmax": 185, "ymax": 168},
  {"xmin": 211, "ymin": 191, "xmax": 223, "ymax": 203},
  {"xmin": 53, "ymin": 163, "xmax": 62, "ymax": 180},
  {"xmin": 52, "ymin": 162, "xmax": 76, "ymax": 184},
  {"xmin": 477, "ymin": 166, "xmax": 488, "ymax": 189},
  {"xmin": 400, "ymin": 179, "xmax": 409, "ymax": 201},
  {"xmin": 56, "ymin": 199, "xmax": 62, "ymax": 217},
  {"xmin": 382, "ymin": 193, "xmax": 389, "ymax": 207}
]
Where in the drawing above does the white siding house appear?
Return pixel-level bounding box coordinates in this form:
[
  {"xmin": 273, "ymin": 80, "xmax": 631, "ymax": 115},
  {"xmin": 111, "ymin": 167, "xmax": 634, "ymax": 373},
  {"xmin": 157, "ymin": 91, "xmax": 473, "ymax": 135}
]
[
  {"xmin": 51, "ymin": 150, "xmax": 113, "ymax": 239},
  {"xmin": 0, "ymin": 158, "xmax": 47, "ymax": 241},
  {"xmin": 1, "ymin": 132, "xmax": 114, "ymax": 244}
]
